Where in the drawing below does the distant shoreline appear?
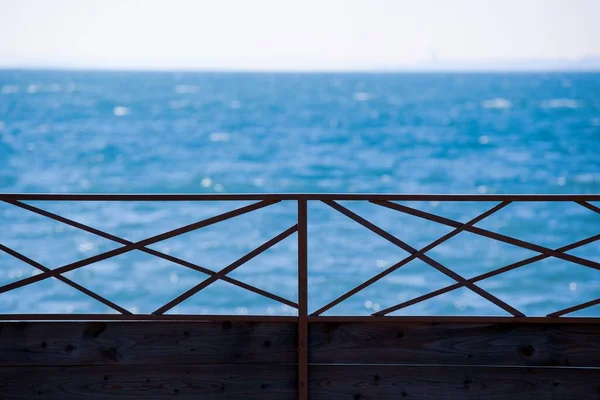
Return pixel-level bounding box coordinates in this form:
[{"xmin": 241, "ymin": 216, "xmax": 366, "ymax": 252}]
[{"xmin": 1, "ymin": 67, "xmax": 600, "ymax": 74}]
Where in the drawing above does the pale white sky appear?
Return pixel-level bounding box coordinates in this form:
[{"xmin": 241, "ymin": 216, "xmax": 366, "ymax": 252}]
[{"xmin": 0, "ymin": 0, "xmax": 599, "ymax": 71}]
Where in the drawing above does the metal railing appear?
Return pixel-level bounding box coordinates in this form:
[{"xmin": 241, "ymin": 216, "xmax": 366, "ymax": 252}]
[
  {"xmin": 2, "ymin": 193, "xmax": 600, "ymax": 400},
  {"xmin": 0, "ymin": 193, "xmax": 599, "ymax": 321}
]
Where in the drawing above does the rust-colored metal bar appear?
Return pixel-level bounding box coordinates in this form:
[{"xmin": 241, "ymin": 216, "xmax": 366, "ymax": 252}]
[
  {"xmin": 373, "ymin": 200, "xmax": 600, "ymax": 271},
  {"xmin": 5, "ymin": 200, "xmax": 297, "ymax": 309},
  {"xmin": 308, "ymin": 315, "xmax": 600, "ymax": 324},
  {"xmin": 548, "ymin": 297, "xmax": 600, "ymax": 317},
  {"xmin": 310, "ymin": 315, "xmax": 600, "ymax": 324},
  {"xmin": 316, "ymin": 201, "xmax": 523, "ymax": 317},
  {"xmin": 0, "ymin": 314, "xmax": 298, "ymax": 322},
  {"xmin": 577, "ymin": 200, "xmax": 600, "ymax": 215},
  {"xmin": 0, "ymin": 314, "xmax": 598, "ymax": 324},
  {"xmin": 375, "ymin": 232, "xmax": 600, "ymax": 316},
  {"xmin": 0, "ymin": 244, "xmax": 130, "ymax": 314},
  {"xmin": 297, "ymin": 200, "xmax": 308, "ymax": 400},
  {"xmin": 2, "ymin": 193, "xmax": 600, "ymax": 201},
  {"xmin": 548, "ymin": 201, "xmax": 600, "ymax": 318},
  {"xmin": 0, "ymin": 200, "xmax": 277, "ymax": 297},
  {"xmin": 153, "ymin": 225, "xmax": 298, "ymax": 315},
  {"xmin": 313, "ymin": 200, "xmax": 510, "ymax": 316}
]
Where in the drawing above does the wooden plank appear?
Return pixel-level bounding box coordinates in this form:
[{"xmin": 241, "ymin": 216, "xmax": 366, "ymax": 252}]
[
  {"xmin": 309, "ymin": 322, "xmax": 600, "ymax": 367},
  {"xmin": 309, "ymin": 365, "xmax": 600, "ymax": 400},
  {"xmin": 0, "ymin": 321, "xmax": 296, "ymax": 366},
  {"xmin": 1, "ymin": 363, "xmax": 597, "ymax": 400},
  {"xmin": 0, "ymin": 364, "xmax": 296, "ymax": 400}
]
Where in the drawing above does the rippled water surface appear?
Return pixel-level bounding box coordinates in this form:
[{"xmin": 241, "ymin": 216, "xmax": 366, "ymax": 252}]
[{"xmin": 0, "ymin": 70, "xmax": 599, "ymax": 316}]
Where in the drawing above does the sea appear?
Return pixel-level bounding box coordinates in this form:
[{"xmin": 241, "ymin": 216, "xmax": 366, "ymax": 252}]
[{"xmin": 0, "ymin": 70, "xmax": 599, "ymax": 316}]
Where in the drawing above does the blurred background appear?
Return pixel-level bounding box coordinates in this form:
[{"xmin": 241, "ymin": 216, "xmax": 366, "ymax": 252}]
[{"xmin": 0, "ymin": 0, "xmax": 599, "ymax": 316}]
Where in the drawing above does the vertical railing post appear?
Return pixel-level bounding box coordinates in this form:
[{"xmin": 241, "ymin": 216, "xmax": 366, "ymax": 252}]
[{"xmin": 297, "ymin": 200, "xmax": 308, "ymax": 400}]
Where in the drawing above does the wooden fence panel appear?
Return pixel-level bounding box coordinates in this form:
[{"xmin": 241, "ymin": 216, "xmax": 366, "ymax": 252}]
[
  {"xmin": 308, "ymin": 365, "xmax": 600, "ymax": 400},
  {"xmin": 309, "ymin": 365, "xmax": 600, "ymax": 400},
  {"xmin": 309, "ymin": 321, "xmax": 600, "ymax": 367},
  {"xmin": 1, "ymin": 320, "xmax": 600, "ymax": 398},
  {"xmin": 0, "ymin": 364, "xmax": 296, "ymax": 400},
  {"xmin": 0, "ymin": 321, "xmax": 297, "ymax": 366}
]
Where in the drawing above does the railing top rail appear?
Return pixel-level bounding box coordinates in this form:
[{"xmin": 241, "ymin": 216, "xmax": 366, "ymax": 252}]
[{"xmin": 1, "ymin": 193, "xmax": 600, "ymax": 201}]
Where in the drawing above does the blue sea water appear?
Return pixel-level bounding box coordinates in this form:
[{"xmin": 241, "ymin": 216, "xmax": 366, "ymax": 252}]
[{"xmin": 0, "ymin": 70, "xmax": 599, "ymax": 316}]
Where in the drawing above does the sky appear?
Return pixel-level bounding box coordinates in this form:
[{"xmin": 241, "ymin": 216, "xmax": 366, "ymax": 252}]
[{"xmin": 0, "ymin": 0, "xmax": 599, "ymax": 71}]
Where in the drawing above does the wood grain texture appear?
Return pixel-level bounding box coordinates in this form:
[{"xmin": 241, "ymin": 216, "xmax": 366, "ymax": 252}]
[
  {"xmin": 309, "ymin": 365, "xmax": 600, "ymax": 400},
  {"xmin": 309, "ymin": 322, "xmax": 600, "ymax": 367},
  {"xmin": 0, "ymin": 321, "xmax": 296, "ymax": 366},
  {"xmin": 2, "ymin": 365, "xmax": 597, "ymax": 400},
  {"xmin": 0, "ymin": 365, "xmax": 296, "ymax": 399},
  {"xmin": 2, "ymin": 320, "xmax": 600, "ymax": 399}
]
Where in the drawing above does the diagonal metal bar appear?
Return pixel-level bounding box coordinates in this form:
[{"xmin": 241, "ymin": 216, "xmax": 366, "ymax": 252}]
[
  {"xmin": 313, "ymin": 201, "xmax": 523, "ymax": 317},
  {"xmin": 0, "ymin": 244, "xmax": 131, "ymax": 314},
  {"xmin": 375, "ymin": 232, "xmax": 600, "ymax": 316},
  {"xmin": 0, "ymin": 200, "xmax": 278, "ymax": 296},
  {"xmin": 544, "ymin": 201, "xmax": 600, "ymax": 318},
  {"xmin": 153, "ymin": 225, "xmax": 298, "ymax": 315},
  {"xmin": 372, "ymin": 200, "xmax": 600, "ymax": 271},
  {"xmin": 577, "ymin": 200, "xmax": 600, "ymax": 215},
  {"xmin": 548, "ymin": 297, "xmax": 600, "ymax": 317},
  {"xmin": 4, "ymin": 200, "xmax": 297, "ymax": 309}
]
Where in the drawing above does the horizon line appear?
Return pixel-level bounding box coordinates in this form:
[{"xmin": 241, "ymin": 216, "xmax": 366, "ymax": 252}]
[{"xmin": 2, "ymin": 65, "xmax": 600, "ymax": 74}]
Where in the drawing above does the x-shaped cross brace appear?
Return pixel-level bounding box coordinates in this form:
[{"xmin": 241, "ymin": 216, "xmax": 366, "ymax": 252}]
[
  {"xmin": 0, "ymin": 200, "xmax": 298, "ymax": 313},
  {"xmin": 312, "ymin": 200, "xmax": 523, "ymax": 316},
  {"xmin": 368, "ymin": 200, "xmax": 600, "ymax": 317}
]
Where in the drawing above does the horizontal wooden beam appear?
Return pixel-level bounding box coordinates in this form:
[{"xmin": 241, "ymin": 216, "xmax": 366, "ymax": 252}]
[
  {"xmin": 309, "ymin": 321, "xmax": 600, "ymax": 367},
  {"xmin": 0, "ymin": 364, "xmax": 597, "ymax": 399},
  {"xmin": 3, "ymin": 320, "xmax": 600, "ymax": 368},
  {"xmin": 0, "ymin": 321, "xmax": 297, "ymax": 366},
  {"xmin": 309, "ymin": 365, "xmax": 600, "ymax": 400},
  {"xmin": 0, "ymin": 365, "xmax": 296, "ymax": 399}
]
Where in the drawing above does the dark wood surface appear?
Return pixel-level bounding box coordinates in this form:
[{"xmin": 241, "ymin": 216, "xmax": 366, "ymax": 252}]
[
  {"xmin": 2, "ymin": 320, "xmax": 600, "ymax": 399},
  {"xmin": 309, "ymin": 321, "xmax": 600, "ymax": 366},
  {"xmin": 0, "ymin": 321, "xmax": 296, "ymax": 366},
  {"xmin": 0, "ymin": 365, "xmax": 296, "ymax": 400},
  {"xmin": 309, "ymin": 365, "xmax": 600, "ymax": 400},
  {"xmin": 2, "ymin": 364, "xmax": 597, "ymax": 400}
]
